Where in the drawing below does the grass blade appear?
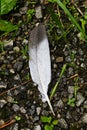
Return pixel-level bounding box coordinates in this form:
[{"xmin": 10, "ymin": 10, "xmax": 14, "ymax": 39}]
[{"xmin": 50, "ymin": 64, "xmax": 67, "ymax": 99}]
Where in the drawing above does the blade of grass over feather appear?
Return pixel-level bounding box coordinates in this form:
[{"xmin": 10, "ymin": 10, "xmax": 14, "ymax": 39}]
[{"xmin": 50, "ymin": 64, "xmax": 67, "ymax": 99}]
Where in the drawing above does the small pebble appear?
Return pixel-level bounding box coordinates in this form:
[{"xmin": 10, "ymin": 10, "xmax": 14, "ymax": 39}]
[
  {"xmin": 40, "ymin": 0, "xmax": 44, "ymax": 4},
  {"xmin": 14, "ymin": 74, "xmax": 21, "ymax": 80},
  {"xmin": 54, "ymin": 99, "xmax": 64, "ymax": 108},
  {"xmin": 51, "ymin": 55, "xmax": 55, "ymax": 61},
  {"xmin": 0, "ymin": 100, "xmax": 7, "ymax": 108},
  {"xmin": 83, "ymin": 100, "xmax": 87, "ymax": 108},
  {"xmin": 81, "ymin": 113, "xmax": 87, "ymax": 124},
  {"xmin": 10, "ymin": 69, "xmax": 15, "ymax": 74},
  {"xmin": 35, "ymin": 6, "xmax": 43, "ymax": 19},
  {"xmin": 68, "ymin": 86, "xmax": 74, "ymax": 94},
  {"xmin": 68, "ymin": 67, "xmax": 74, "ymax": 75},
  {"xmin": 12, "ymin": 104, "xmax": 20, "ymax": 112},
  {"xmin": 66, "ymin": 111, "xmax": 72, "ymax": 119},
  {"xmin": 0, "ymin": 120, "xmax": 5, "ymax": 125},
  {"xmin": 65, "ymin": 56, "xmax": 71, "ymax": 62},
  {"xmin": 7, "ymin": 96, "xmax": 14, "ymax": 103},
  {"xmin": 0, "ymin": 83, "xmax": 7, "ymax": 88},
  {"xmin": 80, "ymin": 63, "xmax": 85, "ymax": 68},
  {"xmin": 19, "ymin": 7, "xmax": 28, "ymax": 14},
  {"xmin": 14, "ymin": 61, "xmax": 23, "ymax": 72},
  {"xmin": 36, "ymin": 107, "xmax": 41, "ymax": 115},
  {"xmin": 12, "ymin": 123, "xmax": 19, "ymax": 130},
  {"xmin": 56, "ymin": 57, "xmax": 63, "ymax": 63},
  {"xmin": 64, "ymin": 51, "xmax": 68, "ymax": 56},
  {"xmin": 53, "ymin": 63, "xmax": 57, "ymax": 69},
  {"xmin": 76, "ymin": 93, "xmax": 85, "ymax": 107},
  {"xmin": 33, "ymin": 116, "xmax": 39, "ymax": 122},
  {"xmin": 4, "ymin": 40, "xmax": 13, "ymax": 47},
  {"xmin": 22, "ymin": 39, "xmax": 28, "ymax": 45},
  {"xmin": 13, "ymin": 46, "xmax": 20, "ymax": 53},
  {"xmin": 78, "ymin": 48, "xmax": 83, "ymax": 55},
  {"xmin": 58, "ymin": 118, "xmax": 68, "ymax": 129},
  {"xmin": 20, "ymin": 107, "xmax": 26, "ymax": 114},
  {"xmin": 33, "ymin": 125, "xmax": 41, "ymax": 130}
]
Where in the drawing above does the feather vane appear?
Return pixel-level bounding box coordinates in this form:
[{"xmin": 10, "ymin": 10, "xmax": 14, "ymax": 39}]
[{"xmin": 29, "ymin": 24, "xmax": 55, "ymax": 115}]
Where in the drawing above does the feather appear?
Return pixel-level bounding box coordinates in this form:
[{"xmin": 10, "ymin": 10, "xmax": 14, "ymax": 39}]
[{"xmin": 29, "ymin": 24, "xmax": 55, "ymax": 115}]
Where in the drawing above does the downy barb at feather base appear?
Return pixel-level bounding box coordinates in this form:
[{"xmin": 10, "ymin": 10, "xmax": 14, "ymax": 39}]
[{"xmin": 29, "ymin": 24, "xmax": 55, "ymax": 115}]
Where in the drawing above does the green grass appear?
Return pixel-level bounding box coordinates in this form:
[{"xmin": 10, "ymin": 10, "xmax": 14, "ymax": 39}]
[
  {"xmin": 50, "ymin": 64, "xmax": 67, "ymax": 99},
  {"xmin": 27, "ymin": 9, "xmax": 35, "ymax": 22},
  {"xmin": 48, "ymin": 0, "xmax": 87, "ymax": 41},
  {"xmin": 41, "ymin": 116, "xmax": 58, "ymax": 130},
  {"xmin": 0, "ymin": 0, "xmax": 19, "ymax": 37},
  {"xmin": 1, "ymin": 0, "xmax": 18, "ymax": 15},
  {"xmin": 21, "ymin": 45, "xmax": 28, "ymax": 59}
]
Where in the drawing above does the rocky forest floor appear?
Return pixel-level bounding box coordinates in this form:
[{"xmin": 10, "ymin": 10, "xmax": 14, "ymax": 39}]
[{"xmin": 0, "ymin": 0, "xmax": 87, "ymax": 130}]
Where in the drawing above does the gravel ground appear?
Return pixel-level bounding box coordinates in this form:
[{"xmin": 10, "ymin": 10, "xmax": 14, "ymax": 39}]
[{"xmin": 0, "ymin": 0, "xmax": 87, "ymax": 130}]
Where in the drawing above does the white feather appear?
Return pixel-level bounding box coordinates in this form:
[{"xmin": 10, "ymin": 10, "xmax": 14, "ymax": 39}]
[{"xmin": 29, "ymin": 24, "xmax": 55, "ymax": 115}]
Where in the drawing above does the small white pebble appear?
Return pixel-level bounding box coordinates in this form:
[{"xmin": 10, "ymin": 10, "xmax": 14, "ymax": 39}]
[
  {"xmin": 13, "ymin": 46, "xmax": 20, "ymax": 53},
  {"xmin": 10, "ymin": 69, "xmax": 15, "ymax": 74}
]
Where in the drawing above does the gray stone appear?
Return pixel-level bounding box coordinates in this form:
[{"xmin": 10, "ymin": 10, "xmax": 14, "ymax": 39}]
[
  {"xmin": 64, "ymin": 51, "xmax": 68, "ymax": 56},
  {"xmin": 78, "ymin": 48, "xmax": 83, "ymax": 55},
  {"xmin": 66, "ymin": 111, "xmax": 72, "ymax": 119},
  {"xmin": 65, "ymin": 56, "xmax": 71, "ymax": 62},
  {"xmin": 36, "ymin": 107, "xmax": 41, "ymax": 115},
  {"xmin": 76, "ymin": 93, "xmax": 85, "ymax": 106},
  {"xmin": 68, "ymin": 86, "xmax": 74, "ymax": 94},
  {"xmin": 81, "ymin": 113, "xmax": 87, "ymax": 124},
  {"xmin": 20, "ymin": 107, "xmax": 26, "ymax": 114},
  {"xmin": 19, "ymin": 7, "xmax": 28, "ymax": 14},
  {"xmin": 22, "ymin": 39, "xmax": 28, "ymax": 45},
  {"xmin": 54, "ymin": 99, "xmax": 64, "ymax": 108},
  {"xmin": 58, "ymin": 118, "xmax": 68, "ymax": 129},
  {"xmin": 14, "ymin": 90, "xmax": 19, "ymax": 95},
  {"xmin": 14, "ymin": 61, "xmax": 23, "ymax": 72},
  {"xmin": 83, "ymin": 100, "xmax": 87, "ymax": 108},
  {"xmin": 29, "ymin": 106, "xmax": 35, "ymax": 115},
  {"xmin": 68, "ymin": 67, "xmax": 74, "ymax": 75},
  {"xmin": 40, "ymin": 0, "xmax": 44, "ymax": 4},
  {"xmin": 33, "ymin": 125, "xmax": 41, "ymax": 130},
  {"xmin": 12, "ymin": 123, "xmax": 18, "ymax": 130},
  {"xmin": 14, "ymin": 74, "xmax": 21, "ymax": 80},
  {"xmin": 0, "ymin": 82, "xmax": 7, "ymax": 89},
  {"xmin": 33, "ymin": 116, "xmax": 39, "ymax": 122},
  {"xmin": 35, "ymin": 6, "xmax": 43, "ymax": 19},
  {"xmin": 0, "ymin": 100, "xmax": 7, "ymax": 108},
  {"xmin": 12, "ymin": 104, "xmax": 20, "ymax": 112}
]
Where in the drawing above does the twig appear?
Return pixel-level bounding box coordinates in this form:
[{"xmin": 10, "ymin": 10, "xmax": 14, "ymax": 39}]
[
  {"xmin": 0, "ymin": 80, "xmax": 30, "ymax": 96},
  {"xmin": 0, "ymin": 119, "xmax": 16, "ymax": 129},
  {"xmin": 67, "ymin": 74, "xmax": 78, "ymax": 80},
  {"xmin": 71, "ymin": 0, "xmax": 83, "ymax": 16}
]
